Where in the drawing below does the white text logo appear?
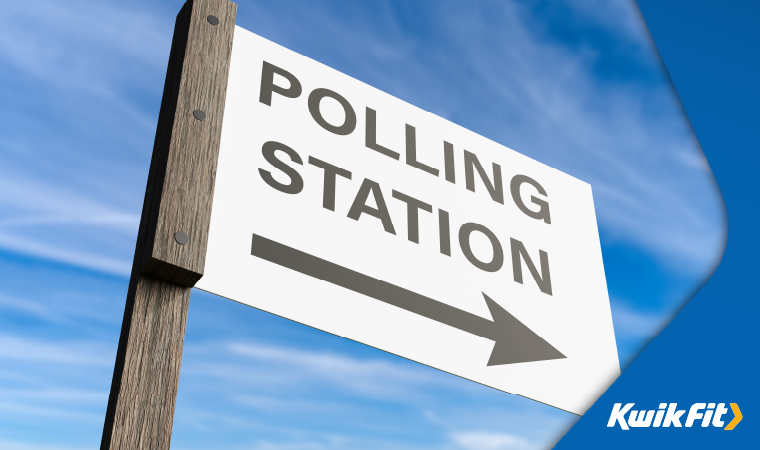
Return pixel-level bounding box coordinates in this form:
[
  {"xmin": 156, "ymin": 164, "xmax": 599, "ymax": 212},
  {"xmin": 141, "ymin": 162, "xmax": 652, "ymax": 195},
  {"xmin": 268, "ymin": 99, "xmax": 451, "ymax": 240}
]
[{"xmin": 607, "ymin": 403, "xmax": 742, "ymax": 430}]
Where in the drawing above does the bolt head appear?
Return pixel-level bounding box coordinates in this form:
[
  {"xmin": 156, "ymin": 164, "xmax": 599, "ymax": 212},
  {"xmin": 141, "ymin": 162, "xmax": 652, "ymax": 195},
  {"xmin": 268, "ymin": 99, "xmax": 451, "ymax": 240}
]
[{"xmin": 174, "ymin": 231, "xmax": 190, "ymax": 246}]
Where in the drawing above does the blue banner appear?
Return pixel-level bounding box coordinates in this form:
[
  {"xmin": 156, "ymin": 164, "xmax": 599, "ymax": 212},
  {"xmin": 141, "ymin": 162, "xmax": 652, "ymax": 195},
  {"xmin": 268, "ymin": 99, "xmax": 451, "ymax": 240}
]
[{"xmin": 556, "ymin": 1, "xmax": 758, "ymax": 447}]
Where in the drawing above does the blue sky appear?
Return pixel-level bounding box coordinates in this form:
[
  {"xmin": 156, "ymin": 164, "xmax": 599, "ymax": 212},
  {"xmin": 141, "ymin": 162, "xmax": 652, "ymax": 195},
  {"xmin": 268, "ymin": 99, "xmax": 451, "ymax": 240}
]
[{"xmin": 0, "ymin": 1, "xmax": 724, "ymax": 449}]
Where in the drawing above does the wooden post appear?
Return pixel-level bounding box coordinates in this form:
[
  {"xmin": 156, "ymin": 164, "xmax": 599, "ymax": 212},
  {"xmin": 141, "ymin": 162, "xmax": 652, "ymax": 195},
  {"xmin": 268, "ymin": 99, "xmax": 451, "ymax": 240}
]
[{"xmin": 101, "ymin": 1, "xmax": 236, "ymax": 449}]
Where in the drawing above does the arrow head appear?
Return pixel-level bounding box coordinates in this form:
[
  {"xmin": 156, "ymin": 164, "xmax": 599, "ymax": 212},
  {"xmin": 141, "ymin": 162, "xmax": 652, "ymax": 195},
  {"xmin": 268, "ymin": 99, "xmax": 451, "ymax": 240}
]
[{"xmin": 483, "ymin": 293, "xmax": 566, "ymax": 366}]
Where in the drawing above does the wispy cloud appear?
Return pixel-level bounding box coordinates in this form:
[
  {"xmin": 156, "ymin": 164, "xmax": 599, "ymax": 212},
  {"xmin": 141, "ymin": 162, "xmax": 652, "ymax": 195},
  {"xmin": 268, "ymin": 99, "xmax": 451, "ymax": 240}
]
[
  {"xmin": 187, "ymin": 340, "xmax": 459, "ymax": 402},
  {"xmin": 0, "ymin": 441, "xmax": 90, "ymax": 450},
  {"xmin": 171, "ymin": 334, "xmax": 571, "ymax": 450},
  {"xmin": 0, "ymin": 0, "xmax": 724, "ymax": 281},
  {"xmin": 0, "ymin": 399, "xmax": 104, "ymax": 424},
  {"xmin": 450, "ymin": 431, "xmax": 531, "ymax": 450},
  {"xmin": 0, "ymin": 0, "xmax": 170, "ymax": 100},
  {"xmin": 0, "ymin": 0, "xmax": 169, "ymax": 274},
  {"xmin": 0, "ymin": 334, "xmax": 114, "ymax": 438},
  {"xmin": 0, "ymin": 1, "xmax": 727, "ymax": 450},
  {"xmin": 238, "ymin": 0, "xmax": 724, "ymax": 276},
  {"xmin": 0, "ymin": 334, "xmax": 112, "ymax": 366},
  {"xmin": 610, "ymin": 300, "xmax": 671, "ymax": 339},
  {"xmin": 0, "ymin": 233, "xmax": 131, "ymax": 276}
]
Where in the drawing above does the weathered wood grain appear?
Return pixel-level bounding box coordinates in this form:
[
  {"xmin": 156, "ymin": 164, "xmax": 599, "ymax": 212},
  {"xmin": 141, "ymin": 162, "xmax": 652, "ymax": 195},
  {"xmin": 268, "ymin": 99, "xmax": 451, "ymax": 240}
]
[
  {"xmin": 101, "ymin": 275, "xmax": 191, "ymax": 450},
  {"xmin": 139, "ymin": 0, "xmax": 237, "ymax": 287},
  {"xmin": 101, "ymin": 1, "xmax": 236, "ymax": 449}
]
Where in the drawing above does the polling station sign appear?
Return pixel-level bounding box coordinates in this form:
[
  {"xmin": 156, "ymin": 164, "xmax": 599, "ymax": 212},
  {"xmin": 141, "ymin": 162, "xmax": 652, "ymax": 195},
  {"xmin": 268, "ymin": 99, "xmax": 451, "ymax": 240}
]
[{"xmin": 195, "ymin": 26, "xmax": 619, "ymax": 415}]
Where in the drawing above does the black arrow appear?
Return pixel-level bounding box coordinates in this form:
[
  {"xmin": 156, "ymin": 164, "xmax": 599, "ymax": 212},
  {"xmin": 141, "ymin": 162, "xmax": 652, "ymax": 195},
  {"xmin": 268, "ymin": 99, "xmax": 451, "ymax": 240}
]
[{"xmin": 251, "ymin": 233, "xmax": 565, "ymax": 365}]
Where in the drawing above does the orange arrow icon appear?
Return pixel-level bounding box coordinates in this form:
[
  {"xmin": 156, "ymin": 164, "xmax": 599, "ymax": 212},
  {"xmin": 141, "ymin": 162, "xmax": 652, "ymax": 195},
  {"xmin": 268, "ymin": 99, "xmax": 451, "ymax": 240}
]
[{"xmin": 724, "ymin": 403, "xmax": 742, "ymax": 430}]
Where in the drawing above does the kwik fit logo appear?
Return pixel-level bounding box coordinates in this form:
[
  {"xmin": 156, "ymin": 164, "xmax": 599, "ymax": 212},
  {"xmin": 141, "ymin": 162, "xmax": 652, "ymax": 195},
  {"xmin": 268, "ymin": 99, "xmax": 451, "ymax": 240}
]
[{"xmin": 608, "ymin": 403, "xmax": 742, "ymax": 430}]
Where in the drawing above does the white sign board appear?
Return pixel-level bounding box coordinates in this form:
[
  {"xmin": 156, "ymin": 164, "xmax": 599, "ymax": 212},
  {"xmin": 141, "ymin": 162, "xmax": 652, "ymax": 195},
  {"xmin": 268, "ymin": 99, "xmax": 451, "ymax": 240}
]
[{"xmin": 196, "ymin": 26, "xmax": 620, "ymax": 415}]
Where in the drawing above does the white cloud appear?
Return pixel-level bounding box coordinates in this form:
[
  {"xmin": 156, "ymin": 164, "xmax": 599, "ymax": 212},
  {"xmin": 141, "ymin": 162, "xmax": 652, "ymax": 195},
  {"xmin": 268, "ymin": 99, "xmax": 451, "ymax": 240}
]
[
  {"xmin": 433, "ymin": 3, "xmax": 724, "ymax": 274},
  {"xmin": 560, "ymin": 0, "xmax": 651, "ymax": 46},
  {"xmin": 0, "ymin": 388, "xmax": 104, "ymax": 403},
  {"xmin": 0, "ymin": 0, "xmax": 170, "ymax": 99},
  {"xmin": 0, "ymin": 335, "xmax": 113, "ymax": 430},
  {"xmin": 0, "ymin": 0, "xmax": 170, "ymax": 273},
  {"xmin": 0, "ymin": 291, "xmax": 120, "ymax": 326},
  {"xmin": 0, "ymin": 0, "xmax": 724, "ymax": 283},
  {"xmin": 0, "ymin": 334, "xmax": 112, "ymax": 366},
  {"xmin": 0, "ymin": 293, "xmax": 54, "ymax": 320},
  {"xmin": 247, "ymin": 441, "xmax": 328, "ymax": 450},
  {"xmin": 610, "ymin": 300, "xmax": 672, "ymax": 338},
  {"xmin": 238, "ymin": 0, "xmax": 725, "ymax": 276},
  {"xmin": 187, "ymin": 340, "xmax": 459, "ymax": 403},
  {"xmin": 0, "ymin": 2, "xmax": 727, "ymax": 449},
  {"xmin": 0, "ymin": 397, "xmax": 104, "ymax": 424},
  {"xmin": 0, "ymin": 232, "xmax": 132, "ymax": 276},
  {"xmin": 0, "ymin": 441, "xmax": 89, "ymax": 450},
  {"xmin": 450, "ymin": 431, "xmax": 531, "ymax": 450},
  {"xmin": 171, "ymin": 337, "xmax": 573, "ymax": 450}
]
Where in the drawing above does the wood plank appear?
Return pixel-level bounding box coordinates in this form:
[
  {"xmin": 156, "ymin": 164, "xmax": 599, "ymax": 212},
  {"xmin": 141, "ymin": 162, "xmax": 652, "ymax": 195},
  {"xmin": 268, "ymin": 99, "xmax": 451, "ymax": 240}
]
[
  {"xmin": 101, "ymin": 1, "xmax": 236, "ymax": 449},
  {"xmin": 139, "ymin": 0, "xmax": 237, "ymax": 287},
  {"xmin": 101, "ymin": 275, "xmax": 191, "ymax": 450}
]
